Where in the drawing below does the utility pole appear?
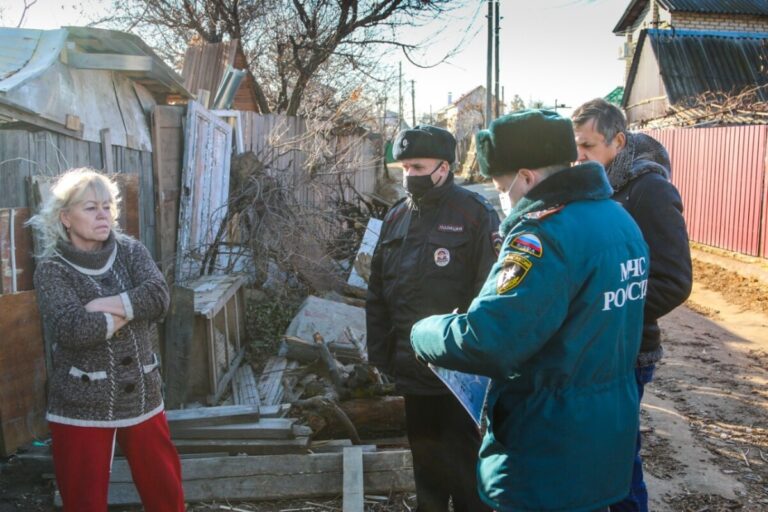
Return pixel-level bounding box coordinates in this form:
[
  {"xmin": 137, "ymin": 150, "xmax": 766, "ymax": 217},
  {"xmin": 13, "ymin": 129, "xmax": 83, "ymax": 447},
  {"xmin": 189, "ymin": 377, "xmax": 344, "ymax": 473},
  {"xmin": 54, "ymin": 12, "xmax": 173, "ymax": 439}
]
[
  {"xmin": 485, "ymin": 0, "xmax": 493, "ymax": 126},
  {"xmin": 494, "ymin": 0, "xmax": 500, "ymax": 118},
  {"xmin": 411, "ymin": 80, "xmax": 416, "ymax": 127},
  {"xmin": 502, "ymin": 85, "xmax": 506, "ymax": 115},
  {"xmin": 398, "ymin": 62, "xmax": 403, "ymax": 128}
]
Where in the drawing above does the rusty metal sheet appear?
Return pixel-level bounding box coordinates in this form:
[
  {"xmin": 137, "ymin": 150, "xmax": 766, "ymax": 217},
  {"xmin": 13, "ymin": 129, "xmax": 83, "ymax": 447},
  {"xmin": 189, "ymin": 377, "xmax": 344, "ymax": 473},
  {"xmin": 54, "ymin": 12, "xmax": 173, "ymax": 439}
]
[{"xmin": 0, "ymin": 291, "xmax": 48, "ymax": 456}]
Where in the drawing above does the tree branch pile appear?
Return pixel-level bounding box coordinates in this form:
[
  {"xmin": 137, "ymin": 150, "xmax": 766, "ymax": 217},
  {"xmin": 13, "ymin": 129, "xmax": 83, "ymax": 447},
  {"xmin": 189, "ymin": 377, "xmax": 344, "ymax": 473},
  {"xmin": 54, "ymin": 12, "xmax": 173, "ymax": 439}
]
[
  {"xmin": 633, "ymin": 85, "xmax": 768, "ymax": 129},
  {"xmin": 203, "ymin": 110, "xmax": 387, "ymax": 295}
]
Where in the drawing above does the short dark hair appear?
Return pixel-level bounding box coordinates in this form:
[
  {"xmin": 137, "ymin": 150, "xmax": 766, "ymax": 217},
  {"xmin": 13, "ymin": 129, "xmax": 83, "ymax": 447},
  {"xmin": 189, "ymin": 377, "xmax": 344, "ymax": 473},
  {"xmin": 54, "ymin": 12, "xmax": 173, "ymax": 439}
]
[{"xmin": 572, "ymin": 98, "xmax": 627, "ymax": 143}]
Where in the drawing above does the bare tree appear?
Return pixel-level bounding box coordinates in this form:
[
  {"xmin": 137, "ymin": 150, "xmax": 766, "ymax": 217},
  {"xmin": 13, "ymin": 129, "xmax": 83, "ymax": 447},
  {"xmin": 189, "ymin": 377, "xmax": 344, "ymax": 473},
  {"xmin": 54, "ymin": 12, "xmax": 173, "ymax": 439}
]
[
  {"xmin": 509, "ymin": 94, "xmax": 525, "ymax": 112},
  {"xmin": 103, "ymin": 0, "xmax": 456, "ymax": 116}
]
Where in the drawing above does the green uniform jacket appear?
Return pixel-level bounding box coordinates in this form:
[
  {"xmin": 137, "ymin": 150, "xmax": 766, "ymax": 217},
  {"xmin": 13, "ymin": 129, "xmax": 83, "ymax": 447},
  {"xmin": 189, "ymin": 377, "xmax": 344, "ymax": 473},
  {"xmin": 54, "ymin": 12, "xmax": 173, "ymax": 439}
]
[{"xmin": 411, "ymin": 163, "xmax": 649, "ymax": 511}]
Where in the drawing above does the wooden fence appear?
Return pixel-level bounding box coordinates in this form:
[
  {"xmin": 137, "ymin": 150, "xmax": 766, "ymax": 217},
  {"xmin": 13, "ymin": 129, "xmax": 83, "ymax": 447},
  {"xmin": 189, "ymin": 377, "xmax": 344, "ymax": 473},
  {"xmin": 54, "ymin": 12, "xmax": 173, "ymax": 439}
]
[{"xmin": 239, "ymin": 113, "xmax": 379, "ymax": 208}]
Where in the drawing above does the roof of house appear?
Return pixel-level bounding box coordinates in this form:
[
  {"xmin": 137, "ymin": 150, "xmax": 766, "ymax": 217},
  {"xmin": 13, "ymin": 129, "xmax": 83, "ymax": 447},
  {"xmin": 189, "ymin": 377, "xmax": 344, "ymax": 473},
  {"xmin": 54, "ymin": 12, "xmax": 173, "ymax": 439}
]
[
  {"xmin": 623, "ymin": 29, "xmax": 768, "ymax": 108},
  {"xmin": 605, "ymin": 86, "xmax": 625, "ymax": 105},
  {"xmin": 614, "ymin": 0, "xmax": 768, "ymax": 33},
  {"xmin": 0, "ymin": 26, "xmax": 190, "ymax": 98}
]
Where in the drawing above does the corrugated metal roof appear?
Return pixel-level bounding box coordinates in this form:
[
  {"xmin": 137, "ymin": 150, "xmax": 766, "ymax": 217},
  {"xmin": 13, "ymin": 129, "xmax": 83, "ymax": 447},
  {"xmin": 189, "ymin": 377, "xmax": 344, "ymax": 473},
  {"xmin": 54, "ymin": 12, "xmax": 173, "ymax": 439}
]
[
  {"xmin": 625, "ymin": 29, "xmax": 768, "ymax": 107},
  {"xmin": 614, "ymin": 0, "xmax": 768, "ymax": 33}
]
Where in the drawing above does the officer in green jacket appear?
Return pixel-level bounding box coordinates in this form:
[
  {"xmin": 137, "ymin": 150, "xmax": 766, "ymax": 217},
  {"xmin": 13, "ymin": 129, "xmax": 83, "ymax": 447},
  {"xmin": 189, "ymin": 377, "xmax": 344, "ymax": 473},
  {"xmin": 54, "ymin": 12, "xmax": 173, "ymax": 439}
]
[{"xmin": 410, "ymin": 110, "xmax": 650, "ymax": 512}]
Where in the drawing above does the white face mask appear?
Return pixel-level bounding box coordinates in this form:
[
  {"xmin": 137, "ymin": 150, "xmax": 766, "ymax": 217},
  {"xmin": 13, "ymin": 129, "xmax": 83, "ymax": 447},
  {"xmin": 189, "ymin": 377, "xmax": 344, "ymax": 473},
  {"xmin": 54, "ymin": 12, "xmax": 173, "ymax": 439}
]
[
  {"xmin": 498, "ymin": 190, "xmax": 512, "ymax": 217},
  {"xmin": 498, "ymin": 174, "xmax": 519, "ymax": 217}
]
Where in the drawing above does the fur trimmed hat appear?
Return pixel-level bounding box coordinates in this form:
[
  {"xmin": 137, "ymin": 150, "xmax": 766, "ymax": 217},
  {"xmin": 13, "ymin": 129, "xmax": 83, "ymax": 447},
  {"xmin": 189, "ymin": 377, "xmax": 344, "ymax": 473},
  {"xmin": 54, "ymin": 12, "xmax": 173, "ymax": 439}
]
[
  {"xmin": 476, "ymin": 110, "xmax": 577, "ymax": 177},
  {"xmin": 393, "ymin": 125, "xmax": 456, "ymax": 163}
]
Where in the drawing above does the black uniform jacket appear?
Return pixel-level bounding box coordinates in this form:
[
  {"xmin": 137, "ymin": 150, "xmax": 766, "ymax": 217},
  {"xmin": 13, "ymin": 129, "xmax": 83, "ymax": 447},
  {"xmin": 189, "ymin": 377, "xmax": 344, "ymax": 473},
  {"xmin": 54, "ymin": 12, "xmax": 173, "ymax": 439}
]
[{"xmin": 366, "ymin": 172, "xmax": 500, "ymax": 394}]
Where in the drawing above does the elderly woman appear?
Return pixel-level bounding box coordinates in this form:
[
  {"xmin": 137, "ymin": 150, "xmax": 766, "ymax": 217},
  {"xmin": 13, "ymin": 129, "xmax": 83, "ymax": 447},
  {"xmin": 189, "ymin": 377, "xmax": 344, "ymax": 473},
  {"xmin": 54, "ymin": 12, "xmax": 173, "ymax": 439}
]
[{"xmin": 28, "ymin": 168, "xmax": 184, "ymax": 512}]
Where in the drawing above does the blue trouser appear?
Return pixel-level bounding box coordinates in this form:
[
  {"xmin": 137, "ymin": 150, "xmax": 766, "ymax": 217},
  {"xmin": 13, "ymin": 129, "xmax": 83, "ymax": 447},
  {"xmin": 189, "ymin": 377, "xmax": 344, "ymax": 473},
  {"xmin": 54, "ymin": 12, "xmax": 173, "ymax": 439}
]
[{"xmin": 610, "ymin": 365, "xmax": 655, "ymax": 512}]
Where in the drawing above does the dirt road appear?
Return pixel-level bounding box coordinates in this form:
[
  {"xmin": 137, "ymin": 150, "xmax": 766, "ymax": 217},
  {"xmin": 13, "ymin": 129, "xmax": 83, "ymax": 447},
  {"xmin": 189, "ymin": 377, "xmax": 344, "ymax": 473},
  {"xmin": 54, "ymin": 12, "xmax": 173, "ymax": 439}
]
[{"xmin": 643, "ymin": 252, "xmax": 768, "ymax": 511}]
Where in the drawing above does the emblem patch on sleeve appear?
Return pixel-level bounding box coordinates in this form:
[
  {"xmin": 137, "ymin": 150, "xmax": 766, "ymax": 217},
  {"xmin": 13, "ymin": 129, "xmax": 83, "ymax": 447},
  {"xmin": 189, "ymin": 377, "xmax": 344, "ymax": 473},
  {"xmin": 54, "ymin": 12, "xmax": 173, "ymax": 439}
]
[
  {"xmin": 496, "ymin": 254, "xmax": 532, "ymax": 294},
  {"xmin": 491, "ymin": 231, "xmax": 503, "ymax": 256},
  {"xmin": 509, "ymin": 233, "xmax": 543, "ymax": 258}
]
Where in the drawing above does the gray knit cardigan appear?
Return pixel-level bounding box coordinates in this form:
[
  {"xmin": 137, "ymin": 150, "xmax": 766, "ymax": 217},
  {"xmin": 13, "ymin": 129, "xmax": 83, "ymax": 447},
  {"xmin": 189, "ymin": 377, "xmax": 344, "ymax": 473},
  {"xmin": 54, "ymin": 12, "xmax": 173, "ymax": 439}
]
[{"xmin": 34, "ymin": 234, "xmax": 169, "ymax": 427}]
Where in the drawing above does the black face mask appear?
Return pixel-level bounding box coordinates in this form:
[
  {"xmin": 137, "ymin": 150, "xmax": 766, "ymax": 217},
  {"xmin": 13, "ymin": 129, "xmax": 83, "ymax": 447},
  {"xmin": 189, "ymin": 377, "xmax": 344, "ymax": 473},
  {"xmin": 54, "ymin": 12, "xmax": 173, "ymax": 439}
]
[{"xmin": 403, "ymin": 161, "xmax": 443, "ymax": 199}]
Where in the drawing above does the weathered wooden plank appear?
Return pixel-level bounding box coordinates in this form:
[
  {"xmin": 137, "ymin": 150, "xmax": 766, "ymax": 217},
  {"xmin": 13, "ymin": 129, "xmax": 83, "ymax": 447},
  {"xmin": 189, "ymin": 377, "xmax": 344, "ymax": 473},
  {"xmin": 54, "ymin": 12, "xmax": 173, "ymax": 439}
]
[
  {"xmin": 260, "ymin": 403, "xmax": 290, "ymax": 418},
  {"xmin": 101, "ymin": 450, "xmax": 414, "ymax": 505},
  {"xmin": 100, "ymin": 128, "xmax": 115, "ymax": 172},
  {"xmin": 166, "ymin": 404, "xmax": 260, "ymax": 427},
  {"xmin": 343, "ymin": 446, "xmax": 364, "ymax": 512},
  {"xmin": 232, "ymin": 364, "xmax": 260, "ymax": 406},
  {"xmin": 163, "ymin": 285, "xmax": 195, "ymax": 408},
  {"xmin": 138, "ymin": 150, "xmax": 156, "ymax": 259},
  {"xmin": 0, "ymin": 130, "xmax": 31, "ymax": 208},
  {"xmin": 0, "ymin": 208, "xmax": 34, "ymax": 293},
  {"xmin": 88, "ymin": 141, "xmax": 103, "ymax": 169},
  {"xmin": 0, "ymin": 291, "xmax": 48, "ymax": 456},
  {"xmin": 171, "ymin": 436, "xmax": 310, "ymax": 456},
  {"xmin": 257, "ymin": 356, "xmax": 296, "ymax": 407},
  {"xmin": 210, "ymin": 347, "xmax": 244, "ymax": 405},
  {"xmin": 151, "ymin": 105, "xmax": 184, "ymax": 278},
  {"xmin": 171, "ymin": 417, "xmax": 297, "ymax": 440},
  {"xmin": 309, "ymin": 440, "xmax": 378, "ymax": 454},
  {"xmin": 189, "ymin": 274, "xmax": 244, "ymax": 318}
]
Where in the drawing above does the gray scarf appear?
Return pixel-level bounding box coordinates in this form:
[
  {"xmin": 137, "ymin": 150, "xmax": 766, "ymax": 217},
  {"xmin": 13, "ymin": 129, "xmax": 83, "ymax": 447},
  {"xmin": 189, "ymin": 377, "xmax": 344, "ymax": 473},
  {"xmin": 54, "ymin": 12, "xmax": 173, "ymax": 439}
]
[{"xmin": 606, "ymin": 132, "xmax": 671, "ymax": 191}]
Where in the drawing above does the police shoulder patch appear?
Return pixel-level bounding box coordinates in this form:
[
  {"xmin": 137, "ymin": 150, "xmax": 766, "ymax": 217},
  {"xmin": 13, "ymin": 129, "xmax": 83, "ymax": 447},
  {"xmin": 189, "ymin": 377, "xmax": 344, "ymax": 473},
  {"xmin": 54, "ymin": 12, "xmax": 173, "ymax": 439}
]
[
  {"xmin": 496, "ymin": 254, "xmax": 533, "ymax": 294},
  {"xmin": 491, "ymin": 231, "xmax": 503, "ymax": 256},
  {"xmin": 523, "ymin": 205, "xmax": 564, "ymax": 221},
  {"xmin": 508, "ymin": 232, "xmax": 543, "ymax": 258}
]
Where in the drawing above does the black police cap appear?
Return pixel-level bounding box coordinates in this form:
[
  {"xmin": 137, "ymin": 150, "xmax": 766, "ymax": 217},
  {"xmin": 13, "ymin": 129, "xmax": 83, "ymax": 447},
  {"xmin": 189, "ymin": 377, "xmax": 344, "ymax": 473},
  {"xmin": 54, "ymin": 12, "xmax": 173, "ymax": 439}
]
[{"xmin": 393, "ymin": 125, "xmax": 456, "ymax": 164}]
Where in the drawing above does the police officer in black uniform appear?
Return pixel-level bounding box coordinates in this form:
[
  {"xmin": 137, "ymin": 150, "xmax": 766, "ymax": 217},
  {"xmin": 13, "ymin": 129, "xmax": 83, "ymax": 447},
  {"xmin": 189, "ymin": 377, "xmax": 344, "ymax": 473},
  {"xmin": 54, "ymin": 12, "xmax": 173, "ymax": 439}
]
[{"xmin": 366, "ymin": 125, "xmax": 499, "ymax": 512}]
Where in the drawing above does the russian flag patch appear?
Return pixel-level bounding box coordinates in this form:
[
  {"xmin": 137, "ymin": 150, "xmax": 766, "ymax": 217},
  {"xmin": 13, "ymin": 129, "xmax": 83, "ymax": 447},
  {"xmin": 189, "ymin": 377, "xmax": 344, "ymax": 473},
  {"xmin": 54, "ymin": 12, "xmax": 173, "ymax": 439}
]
[{"xmin": 509, "ymin": 233, "xmax": 543, "ymax": 258}]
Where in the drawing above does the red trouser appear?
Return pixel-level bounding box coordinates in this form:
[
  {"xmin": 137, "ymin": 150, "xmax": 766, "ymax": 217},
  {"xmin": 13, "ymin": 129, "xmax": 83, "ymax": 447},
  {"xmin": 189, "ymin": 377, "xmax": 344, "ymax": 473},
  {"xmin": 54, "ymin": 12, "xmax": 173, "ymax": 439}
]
[{"xmin": 50, "ymin": 412, "xmax": 185, "ymax": 512}]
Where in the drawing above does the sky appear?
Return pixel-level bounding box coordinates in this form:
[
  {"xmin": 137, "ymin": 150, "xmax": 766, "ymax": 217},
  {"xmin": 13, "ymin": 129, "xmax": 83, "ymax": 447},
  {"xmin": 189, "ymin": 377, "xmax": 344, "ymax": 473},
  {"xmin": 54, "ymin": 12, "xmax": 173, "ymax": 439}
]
[
  {"xmin": 3, "ymin": 0, "xmax": 630, "ymax": 119},
  {"xmin": 395, "ymin": 0, "xmax": 629, "ymax": 120}
]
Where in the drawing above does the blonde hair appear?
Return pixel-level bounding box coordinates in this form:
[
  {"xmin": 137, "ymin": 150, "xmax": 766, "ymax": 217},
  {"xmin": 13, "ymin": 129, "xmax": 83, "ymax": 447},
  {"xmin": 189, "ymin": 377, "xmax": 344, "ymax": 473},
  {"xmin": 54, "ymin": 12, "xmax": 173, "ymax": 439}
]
[{"xmin": 27, "ymin": 168, "xmax": 127, "ymax": 258}]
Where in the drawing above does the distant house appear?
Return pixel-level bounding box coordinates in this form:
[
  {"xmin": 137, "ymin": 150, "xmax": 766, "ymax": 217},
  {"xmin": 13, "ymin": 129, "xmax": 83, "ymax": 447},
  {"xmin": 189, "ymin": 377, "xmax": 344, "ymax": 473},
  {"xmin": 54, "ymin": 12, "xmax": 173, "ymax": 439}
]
[
  {"xmin": 613, "ymin": 0, "xmax": 768, "ymax": 126},
  {"xmin": 621, "ymin": 29, "xmax": 768, "ymax": 125},
  {"xmin": 614, "ymin": 0, "xmax": 768, "ymax": 80},
  {"xmin": 434, "ymin": 86, "xmax": 501, "ymax": 142},
  {"xmin": 605, "ymin": 86, "xmax": 625, "ymax": 106},
  {"xmin": 433, "ymin": 86, "xmax": 501, "ymax": 167}
]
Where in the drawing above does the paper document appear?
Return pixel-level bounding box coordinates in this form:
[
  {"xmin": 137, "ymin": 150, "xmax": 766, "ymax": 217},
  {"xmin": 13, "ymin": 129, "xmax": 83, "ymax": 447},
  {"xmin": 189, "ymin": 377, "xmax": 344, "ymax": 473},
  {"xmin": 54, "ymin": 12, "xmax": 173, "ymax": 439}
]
[{"xmin": 429, "ymin": 364, "xmax": 490, "ymax": 426}]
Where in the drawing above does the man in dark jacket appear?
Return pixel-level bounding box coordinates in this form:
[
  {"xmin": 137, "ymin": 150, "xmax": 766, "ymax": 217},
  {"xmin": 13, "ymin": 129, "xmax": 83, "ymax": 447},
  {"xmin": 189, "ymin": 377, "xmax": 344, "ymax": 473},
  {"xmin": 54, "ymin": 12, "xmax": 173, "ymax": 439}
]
[
  {"xmin": 366, "ymin": 125, "xmax": 499, "ymax": 512},
  {"xmin": 573, "ymin": 98, "xmax": 693, "ymax": 512}
]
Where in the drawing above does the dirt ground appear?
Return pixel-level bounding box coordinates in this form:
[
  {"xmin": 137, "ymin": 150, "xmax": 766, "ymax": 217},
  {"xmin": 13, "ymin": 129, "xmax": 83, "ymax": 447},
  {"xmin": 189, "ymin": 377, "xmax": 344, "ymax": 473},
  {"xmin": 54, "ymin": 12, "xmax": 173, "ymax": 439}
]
[{"xmin": 1, "ymin": 247, "xmax": 767, "ymax": 511}]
